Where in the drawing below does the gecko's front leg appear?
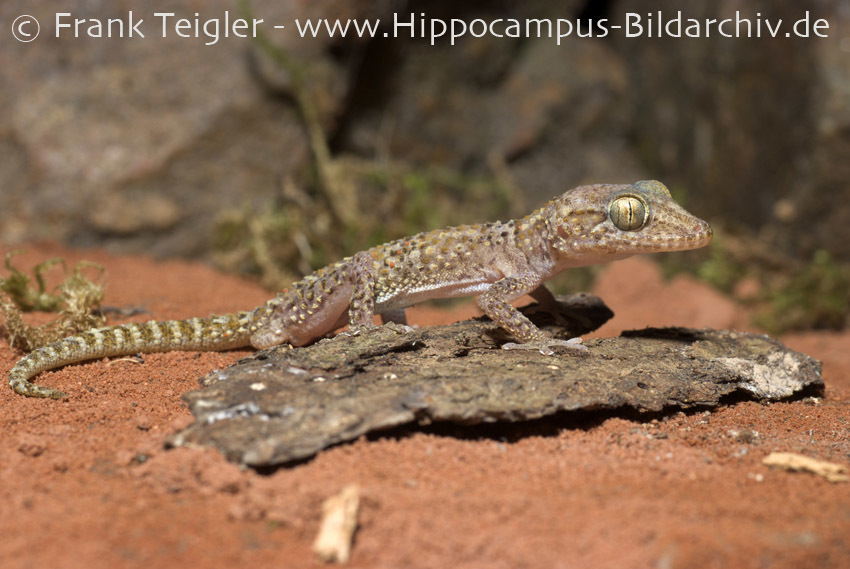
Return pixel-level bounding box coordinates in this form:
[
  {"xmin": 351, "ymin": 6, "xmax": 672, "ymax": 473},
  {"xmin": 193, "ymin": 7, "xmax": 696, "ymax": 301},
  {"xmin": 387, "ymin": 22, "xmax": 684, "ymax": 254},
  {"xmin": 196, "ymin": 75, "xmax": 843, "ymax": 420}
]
[
  {"xmin": 478, "ymin": 275, "xmax": 588, "ymax": 355},
  {"xmin": 339, "ymin": 252, "xmax": 414, "ymax": 335}
]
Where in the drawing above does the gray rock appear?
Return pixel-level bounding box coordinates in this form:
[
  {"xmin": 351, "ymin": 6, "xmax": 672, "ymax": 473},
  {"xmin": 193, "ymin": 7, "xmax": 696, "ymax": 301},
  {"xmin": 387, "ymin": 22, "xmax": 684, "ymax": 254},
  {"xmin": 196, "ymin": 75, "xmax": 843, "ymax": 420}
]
[{"xmin": 0, "ymin": 0, "xmax": 376, "ymax": 256}]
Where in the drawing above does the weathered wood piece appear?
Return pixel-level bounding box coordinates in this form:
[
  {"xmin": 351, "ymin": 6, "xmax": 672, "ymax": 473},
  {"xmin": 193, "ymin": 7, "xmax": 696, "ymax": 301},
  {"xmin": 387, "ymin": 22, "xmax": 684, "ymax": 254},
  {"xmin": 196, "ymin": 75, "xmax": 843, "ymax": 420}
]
[{"xmin": 168, "ymin": 295, "xmax": 823, "ymax": 467}]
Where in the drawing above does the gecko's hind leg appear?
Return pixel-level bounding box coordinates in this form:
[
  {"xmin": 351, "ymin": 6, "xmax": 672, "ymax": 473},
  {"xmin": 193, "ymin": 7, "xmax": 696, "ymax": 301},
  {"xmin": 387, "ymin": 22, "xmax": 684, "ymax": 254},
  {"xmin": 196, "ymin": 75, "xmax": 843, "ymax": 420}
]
[
  {"xmin": 346, "ymin": 251, "xmax": 378, "ymax": 332},
  {"xmin": 338, "ymin": 254, "xmax": 415, "ymax": 339},
  {"xmin": 335, "ymin": 251, "xmax": 380, "ymax": 338}
]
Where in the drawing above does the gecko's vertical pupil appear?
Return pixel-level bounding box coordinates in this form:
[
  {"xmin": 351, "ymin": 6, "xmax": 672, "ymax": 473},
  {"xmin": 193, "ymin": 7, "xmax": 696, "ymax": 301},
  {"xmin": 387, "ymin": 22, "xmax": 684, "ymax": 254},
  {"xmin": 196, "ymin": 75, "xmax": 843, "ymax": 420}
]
[{"xmin": 609, "ymin": 195, "xmax": 648, "ymax": 231}]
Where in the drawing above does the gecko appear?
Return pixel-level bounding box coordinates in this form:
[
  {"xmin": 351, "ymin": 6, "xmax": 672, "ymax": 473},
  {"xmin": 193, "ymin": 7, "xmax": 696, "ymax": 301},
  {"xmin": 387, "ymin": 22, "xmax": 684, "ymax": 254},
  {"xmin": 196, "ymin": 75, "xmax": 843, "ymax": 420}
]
[{"xmin": 9, "ymin": 180, "xmax": 712, "ymax": 399}]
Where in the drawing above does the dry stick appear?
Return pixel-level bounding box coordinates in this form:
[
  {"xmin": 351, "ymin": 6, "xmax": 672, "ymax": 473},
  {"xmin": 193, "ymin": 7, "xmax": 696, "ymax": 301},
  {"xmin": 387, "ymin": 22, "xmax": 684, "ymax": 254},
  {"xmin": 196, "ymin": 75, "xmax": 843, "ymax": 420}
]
[
  {"xmin": 313, "ymin": 484, "xmax": 360, "ymax": 563},
  {"xmin": 763, "ymin": 452, "xmax": 849, "ymax": 483},
  {"xmin": 243, "ymin": 0, "xmax": 359, "ymax": 227}
]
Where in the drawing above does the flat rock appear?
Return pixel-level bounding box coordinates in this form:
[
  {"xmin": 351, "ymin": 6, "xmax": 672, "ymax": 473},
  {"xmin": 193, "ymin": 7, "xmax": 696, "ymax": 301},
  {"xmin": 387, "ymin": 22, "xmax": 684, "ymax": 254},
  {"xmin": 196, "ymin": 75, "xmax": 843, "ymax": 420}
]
[{"xmin": 168, "ymin": 295, "xmax": 823, "ymax": 467}]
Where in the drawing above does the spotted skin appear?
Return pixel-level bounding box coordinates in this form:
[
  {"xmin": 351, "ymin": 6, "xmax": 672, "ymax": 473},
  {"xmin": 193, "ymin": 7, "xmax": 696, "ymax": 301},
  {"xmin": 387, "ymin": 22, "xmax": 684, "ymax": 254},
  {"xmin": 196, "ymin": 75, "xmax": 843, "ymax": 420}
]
[{"xmin": 9, "ymin": 180, "xmax": 712, "ymax": 399}]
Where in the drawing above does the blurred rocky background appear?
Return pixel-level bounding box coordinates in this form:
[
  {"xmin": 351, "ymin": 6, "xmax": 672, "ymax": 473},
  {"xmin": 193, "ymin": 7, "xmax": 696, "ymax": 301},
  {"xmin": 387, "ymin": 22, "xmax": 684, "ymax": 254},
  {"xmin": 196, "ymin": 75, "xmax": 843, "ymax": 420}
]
[{"xmin": 0, "ymin": 0, "xmax": 848, "ymax": 331}]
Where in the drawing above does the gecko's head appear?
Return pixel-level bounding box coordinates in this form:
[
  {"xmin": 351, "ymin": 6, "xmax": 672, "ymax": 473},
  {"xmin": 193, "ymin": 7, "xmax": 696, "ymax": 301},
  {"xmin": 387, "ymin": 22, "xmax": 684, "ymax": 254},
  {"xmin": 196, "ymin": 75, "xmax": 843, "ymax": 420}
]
[{"xmin": 546, "ymin": 180, "xmax": 713, "ymax": 266}]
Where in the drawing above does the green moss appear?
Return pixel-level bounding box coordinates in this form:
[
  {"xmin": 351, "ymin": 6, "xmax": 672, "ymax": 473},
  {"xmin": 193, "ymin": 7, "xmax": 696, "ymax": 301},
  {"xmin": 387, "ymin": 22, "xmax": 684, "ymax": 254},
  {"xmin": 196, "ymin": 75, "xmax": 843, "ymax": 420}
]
[
  {"xmin": 695, "ymin": 236, "xmax": 747, "ymax": 294},
  {"xmin": 401, "ymin": 171, "xmax": 436, "ymax": 229},
  {"xmin": 754, "ymin": 250, "xmax": 850, "ymax": 333}
]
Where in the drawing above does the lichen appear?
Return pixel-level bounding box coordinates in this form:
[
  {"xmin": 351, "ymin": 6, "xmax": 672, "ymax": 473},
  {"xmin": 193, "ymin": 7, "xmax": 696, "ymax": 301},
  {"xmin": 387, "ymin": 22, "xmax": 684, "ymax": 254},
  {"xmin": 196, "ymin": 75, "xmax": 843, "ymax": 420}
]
[{"xmin": 0, "ymin": 251, "xmax": 106, "ymax": 351}]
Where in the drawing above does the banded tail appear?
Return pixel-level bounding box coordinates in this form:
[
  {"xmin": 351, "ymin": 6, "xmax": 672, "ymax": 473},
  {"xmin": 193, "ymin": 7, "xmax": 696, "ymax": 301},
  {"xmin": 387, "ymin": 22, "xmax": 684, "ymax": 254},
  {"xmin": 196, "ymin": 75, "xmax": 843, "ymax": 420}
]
[{"xmin": 9, "ymin": 312, "xmax": 255, "ymax": 399}]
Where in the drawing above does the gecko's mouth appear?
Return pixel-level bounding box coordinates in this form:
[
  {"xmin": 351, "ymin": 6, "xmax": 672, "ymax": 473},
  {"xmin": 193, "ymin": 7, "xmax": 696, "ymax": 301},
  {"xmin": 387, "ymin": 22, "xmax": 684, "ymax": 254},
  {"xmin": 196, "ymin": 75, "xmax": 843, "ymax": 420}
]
[{"xmin": 688, "ymin": 220, "xmax": 714, "ymax": 247}]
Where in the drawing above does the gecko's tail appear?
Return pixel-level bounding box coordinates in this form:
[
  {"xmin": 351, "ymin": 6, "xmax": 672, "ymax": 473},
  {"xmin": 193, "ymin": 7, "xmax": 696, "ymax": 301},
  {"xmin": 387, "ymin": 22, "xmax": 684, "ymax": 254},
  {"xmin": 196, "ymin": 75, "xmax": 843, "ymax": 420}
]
[{"xmin": 9, "ymin": 312, "xmax": 256, "ymax": 399}]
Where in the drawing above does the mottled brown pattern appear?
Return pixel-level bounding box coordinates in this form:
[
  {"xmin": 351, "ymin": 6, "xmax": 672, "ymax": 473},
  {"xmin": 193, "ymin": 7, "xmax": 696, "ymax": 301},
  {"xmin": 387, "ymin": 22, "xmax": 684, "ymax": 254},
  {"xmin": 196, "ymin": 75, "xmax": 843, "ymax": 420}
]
[{"xmin": 10, "ymin": 180, "xmax": 711, "ymax": 398}]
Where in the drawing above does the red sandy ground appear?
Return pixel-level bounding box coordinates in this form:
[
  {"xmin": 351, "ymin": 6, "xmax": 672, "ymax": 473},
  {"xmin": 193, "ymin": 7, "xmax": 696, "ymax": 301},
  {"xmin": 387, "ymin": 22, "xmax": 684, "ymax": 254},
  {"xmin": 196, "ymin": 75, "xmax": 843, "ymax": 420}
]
[{"xmin": 1, "ymin": 243, "xmax": 848, "ymax": 569}]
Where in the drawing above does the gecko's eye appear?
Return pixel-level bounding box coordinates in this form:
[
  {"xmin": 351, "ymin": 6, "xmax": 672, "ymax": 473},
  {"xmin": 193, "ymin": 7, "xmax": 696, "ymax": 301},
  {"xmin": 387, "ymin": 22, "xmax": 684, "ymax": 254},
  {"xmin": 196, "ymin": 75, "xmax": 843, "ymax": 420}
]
[{"xmin": 608, "ymin": 194, "xmax": 649, "ymax": 231}]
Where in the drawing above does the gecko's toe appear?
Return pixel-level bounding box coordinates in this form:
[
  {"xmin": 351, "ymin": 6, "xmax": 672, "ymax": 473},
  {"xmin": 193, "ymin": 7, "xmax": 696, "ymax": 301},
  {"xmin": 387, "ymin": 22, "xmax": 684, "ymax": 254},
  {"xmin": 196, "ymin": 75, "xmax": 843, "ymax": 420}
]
[
  {"xmin": 339, "ymin": 322, "xmax": 413, "ymax": 339},
  {"xmin": 339, "ymin": 323, "xmax": 379, "ymax": 338},
  {"xmin": 382, "ymin": 321, "xmax": 415, "ymax": 334}
]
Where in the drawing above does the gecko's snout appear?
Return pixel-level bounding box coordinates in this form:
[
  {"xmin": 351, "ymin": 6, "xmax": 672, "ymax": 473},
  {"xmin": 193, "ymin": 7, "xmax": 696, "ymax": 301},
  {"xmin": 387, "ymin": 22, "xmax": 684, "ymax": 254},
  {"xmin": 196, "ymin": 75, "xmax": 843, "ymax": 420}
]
[
  {"xmin": 691, "ymin": 218, "xmax": 713, "ymax": 248},
  {"xmin": 702, "ymin": 220, "xmax": 713, "ymax": 242},
  {"xmin": 663, "ymin": 218, "xmax": 712, "ymax": 252}
]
